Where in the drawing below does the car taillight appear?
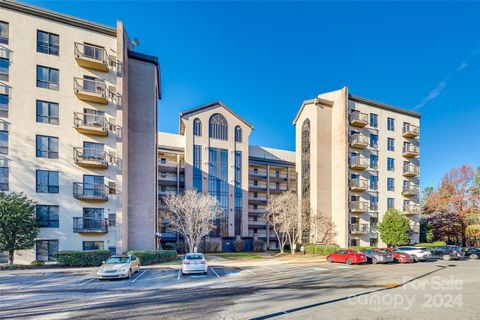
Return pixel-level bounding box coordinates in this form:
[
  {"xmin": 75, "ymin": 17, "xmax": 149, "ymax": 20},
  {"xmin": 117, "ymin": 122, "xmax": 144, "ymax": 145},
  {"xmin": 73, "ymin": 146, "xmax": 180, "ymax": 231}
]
[{"xmin": 200, "ymin": 261, "xmax": 206, "ymax": 264}]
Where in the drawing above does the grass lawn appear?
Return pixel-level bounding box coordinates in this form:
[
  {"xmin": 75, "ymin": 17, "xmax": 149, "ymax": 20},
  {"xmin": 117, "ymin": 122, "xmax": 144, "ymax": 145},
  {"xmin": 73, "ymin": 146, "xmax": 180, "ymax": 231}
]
[{"xmin": 207, "ymin": 252, "xmax": 266, "ymax": 260}]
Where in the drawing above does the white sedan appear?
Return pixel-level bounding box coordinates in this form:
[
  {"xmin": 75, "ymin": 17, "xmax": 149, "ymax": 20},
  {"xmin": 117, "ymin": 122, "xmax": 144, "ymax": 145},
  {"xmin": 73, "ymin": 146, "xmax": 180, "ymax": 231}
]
[
  {"xmin": 181, "ymin": 253, "xmax": 208, "ymax": 275},
  {"xmin": 96, "ymin": 255, "xmax": 140, "ymax": 279}
]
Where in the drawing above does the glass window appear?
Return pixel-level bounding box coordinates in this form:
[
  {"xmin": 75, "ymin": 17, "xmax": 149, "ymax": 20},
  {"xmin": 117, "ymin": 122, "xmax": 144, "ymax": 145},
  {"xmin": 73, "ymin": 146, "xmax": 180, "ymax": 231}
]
[
  {"xmin": 0, "ymin": 57, "xmax": 8, "ymax": 81},
  {"xmin": 83, "ymin": 141, "xmax": 104, "ymax": 160},
  {"xmin": 83, "ymin": 43, "xmax": 105, "ymax": 60},
  {"xmin": 36, "ymin": 170, "xmax": 59, "ymax": 193},
  {"xmin": 160, "ymin": 158, "xmax": 166, "ymax": 165},
  {"xmin": 0, "ymin": 21, "xmax": 8, "ymax": 44},
  {"xmin": 370, "ymin": 113, "xmax": 378, "ymax": 128},
  {"xmin": 234, "ymin": 151, "xmax": 242, "ymax": 236},
  {"xmin": 370, "ymin": 238, "xmax": 378, "ymax": 247},
  {"xmin": 370, "ymin": 175, "xmax": 378, "ymax": 190},
  {"xmin": 108, "ymin": 213, "xmax": 116, "ymax": 227},
  {"xmin": 0, "ymin": 130, "xmax": 7, "ymax": 154},
  {"xmin": 387, "ymin": 198, "xmax": 395, "ymax": 209},
  {"xmin": 387, "ymin": 158, "xmax": 395, "ymax": 171},
  {"xmin": 370, "ymin": 134, "xmax": 378, "ymax": 148},
  {"xmin": 37, "ymin": 65, "xmax": 59, "ymax": 90},
  {"xmin": 0, "ymin": 167, "xmax": 8, "ymax": 191},
  {"xmin": 36, "ymin": 205, "xmax": 59, "ymax": 228},
  {"xmin": 209, "ymin": 113, "xmax": 228, "ymax": 140},
  {"xmin": 208, "ymin": 147, "xmax": 229, "ymax": 236},
  {"xmin": 161, "ymin": 172, "xmax": 166, "ymax": 178},
  {"xmin": 235, "ymin": 126, "xmax": 242, "ymax": 142},
  {"xmin": 370, "ymin": 154, "xmax": 378, "ymax": 169},
  {"xmin": 387, "ymin": 138, "xmax": 395, "ymax": 151},
  {"xmin": 387, "ymin": 117, "xmax": 395, "ymax": 131},
  {"xmin": 36, "ymin": 135, "xmax": 59, "ymax": 159},
  {"xmin": 36, "ymin": 240, "xmax": 58, "ymax": 261},
  {"xmin": 83, "ymin": 175, "xmax": 105, "ymax": 197},
  {"xmin": 370, "ymin": 195, "xmax": 378, "ymax": 210},
  {"xmin": 193, "ymin": 145, "xmax": 202, "ymax": 191},
  {"xmin": 0, "ymin": 94, "xmax": 7, "ymax": 118},
  {"xmin": 83, "ymin": 241, "xmax": 104, "ymax": 251},
  {"xmin": 387, "ymin": 178, "xmax": 395, "ymax": 191},
  {"xmin": 37, "ymin": 30, "xmax": 59, "ymax": 55},
  {"xmin": 193, "ymin": 118, "xmax": 202, "ymax": 136},
  {"xmin": 36, "ymin": 100, "xmax": 59, "ymax": 124}
]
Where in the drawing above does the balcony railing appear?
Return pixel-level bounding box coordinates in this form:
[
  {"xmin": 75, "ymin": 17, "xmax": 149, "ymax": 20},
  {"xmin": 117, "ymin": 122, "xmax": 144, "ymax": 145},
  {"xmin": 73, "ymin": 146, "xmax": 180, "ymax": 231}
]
[
  {"xmin": 403, "ymin": 204, "xmax": 420, "ymax": 215},
  {"xmin": 350, "ymin": 223, "xmax": 369, "ymax": 234},
  {"xmin": 74, "ymin": 42, "xmax": 109, "ymax": 72},
  {"xmin": 73, "ymin": 217, "xmax": 108, "ymax": 233},
  {"xmin": 73, "ymin": 147, "xmax": 108, "ymax": 169},
  {"xmin": 269, "ymin": 174, "xmax": 288, "ymax": 181},
  {"xmin": 74, "ymin": 112, "xmax": 109, "ymax": 136},
  {"xmin": 350, "ymin": 156, "xmax": 368, "ymax": 170},
  {"xmin": 403, "ymin": 124, "xmax": 420, "ymax": 138},
  {"xmin": 351, "ymin": 201, "xmax": 369, "ymax": 213},
  {"xmin": 73, "ymin": 77, "xmax": 109, "ymax": 104},
  {"xmin": 249, "ymin": 171, "xmax": 267, "ymax": 179},
  {"xmin": 350, "ymin": 134, "xmax": 369, "ymax": 149},
  {"xmin": 402, "ymin": 144, "xmax": 419, "ymax": 158},
  {"xmin": 403, "ymin": 164, "xmax": 419, "ymax": 177},
  {"xmin": 349, "ymin": 110, "xmax": 368, "ymax": 127},
  {"xmin": 73, "ymin": 182, "xmax": 109, "ymax": 201},
  {"xmin": 269, "ymin": 187, "xmax": 288, "ymax": 193},
  {"xmin": 350, "ymin": 179, "xmax": 368, "ymax": 192},
  {"xmin": 403, "ymin": 183, "xmax": 419, "ymax": 196}
]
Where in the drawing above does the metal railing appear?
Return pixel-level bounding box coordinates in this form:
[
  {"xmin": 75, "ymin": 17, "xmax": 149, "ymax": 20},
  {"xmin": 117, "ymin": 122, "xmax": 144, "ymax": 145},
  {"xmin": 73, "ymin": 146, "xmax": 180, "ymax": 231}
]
[
  {"xmin": 403, "ymin": 124, "xmax": 420, "ymax": 136},
  {"xmin": 73, "ymin": 147, "xmax": 108, "ymax": 166},
  {"xmin": 73, "ymin": 217, "xmax": 108, "ymax": 233},
  {"xmin": 403, "ymin": 144, "xmax": 419, "ymax": 155},
  {"xmin": 350, "ymin": 133, "xmax": 369, "ymax": 146},
  {"xmin": 351, "ymin": 201, "xmax": 369, "ymax": 212},
  {"xmin": 74, "ymin": 42, "xmax": 107, "ymax": 64},
  {"xmin": 350, "ymin": 223, "xmax": 369, "ymax": 233},
  {"xmin": 73, "ymin": 112, "xmax": 109, "ymax": 131},
  {"xmin": 403, "ymin": 183, "xmax": 419, "ymax": 195},
  {"xmin": 403, "ymin": 164, "xmax": 419, "ymax": 175},
  {"xmin": 349, "ymin": 110, "xmax": 368, "ymax": 124},
  {"xmin": 73, "ymin": 182, "xmax": 109, "ymax": 201},
  {"xmin": 350, "ymin": 179, "xmax": 368, "ymax": 190},
  {"xmin": 73, "ymin": 77, "xmax": 107, "ymax": 97},
  {"xmin": 350, "ymin": 156, "xmax": 368, "ymax": 168},
  {"xmin": 403, "ymin": 204, "xmax": 420, "ymax": 214}
]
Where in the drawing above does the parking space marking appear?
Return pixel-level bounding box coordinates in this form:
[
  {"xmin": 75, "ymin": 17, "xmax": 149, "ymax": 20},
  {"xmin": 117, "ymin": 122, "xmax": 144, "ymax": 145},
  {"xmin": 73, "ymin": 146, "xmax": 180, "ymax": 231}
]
[
  {"xmin": 79, "ymin": 278, "xmax": 95, "ymax": 286},
  {"xmin": 131, "ymin": 270, "xmax": 147, "ymax": 283},
  {"xmin": 17, "ymin": 274, "xmax": 60, "ymax": 290},
  {"xmin": 209, "ymin": 267, "xmax": 220, "ymax": 278},
  {"xmin": 238, "ymin": 267, "xmax": 256, "ymax": 276},
  {"xmin": 177, "ymin": 269, "xmax": 181, "ymax": 280},
  {"xmin": 262, "ymin": 265, "xmax": 282, "ymax": 273},
  {"xmin": 311, "ymin": 267, "xmax": 328, "ymax": 271}
]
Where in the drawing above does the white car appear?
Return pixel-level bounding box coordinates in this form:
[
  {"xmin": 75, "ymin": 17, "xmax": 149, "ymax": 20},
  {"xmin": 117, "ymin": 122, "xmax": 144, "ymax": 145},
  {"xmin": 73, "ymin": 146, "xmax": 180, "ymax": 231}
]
[
  {"xmin": 181, "ymin": 253, "xmax": 208, "ymax": 275},
  {"xmin": 96, "ymin": 255, "xmax": 140, "ymax": 279},
  {"xmin": 396, "ymin": 246, "xmax": 432, "ymax": 262}
]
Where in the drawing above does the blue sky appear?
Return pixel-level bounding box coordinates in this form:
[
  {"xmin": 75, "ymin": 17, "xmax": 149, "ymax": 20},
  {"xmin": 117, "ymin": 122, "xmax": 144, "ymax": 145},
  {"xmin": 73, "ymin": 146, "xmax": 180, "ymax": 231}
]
[{"xmin": 25, "ymin": 1, "xmax": 480, "ymax": 189}]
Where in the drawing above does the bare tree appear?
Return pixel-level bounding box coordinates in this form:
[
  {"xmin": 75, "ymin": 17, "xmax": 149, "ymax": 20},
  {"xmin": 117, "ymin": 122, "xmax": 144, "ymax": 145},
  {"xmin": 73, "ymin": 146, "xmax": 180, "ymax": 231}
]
[
  {"xmin": 311, "ymin": 212, "xmax": 337, "ymax": 244},
  {"xmin": 161, "ymin": 190, "xmax": 221, "ymax": 253}
]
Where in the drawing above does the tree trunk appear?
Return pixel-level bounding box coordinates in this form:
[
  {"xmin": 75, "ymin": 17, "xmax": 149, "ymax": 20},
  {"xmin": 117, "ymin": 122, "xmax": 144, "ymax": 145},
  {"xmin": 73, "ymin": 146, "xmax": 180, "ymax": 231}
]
[{"xmin": 8, "ymin": 250, "xmax": 14, "ymax": 265}]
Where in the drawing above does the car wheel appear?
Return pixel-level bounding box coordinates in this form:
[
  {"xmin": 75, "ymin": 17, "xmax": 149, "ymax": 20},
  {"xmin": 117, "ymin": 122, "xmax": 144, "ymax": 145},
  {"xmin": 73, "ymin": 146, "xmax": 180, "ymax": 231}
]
[
  {"xmin": 443, "ymin": 255, "xmax": 452, "ymax": 261},
  {"xmin": 327, "ymin": 257, "xmax": 333, "ymax": 263},
  {"xmin": 470, "ymin": 254, "xmax": 478, "ymax": 260},
  {"xmin": 346, "ymin": 258, "xmax": 352, "ymax": 265},
  {"xmin": 411, "ymin": 255, "xmax": 418, "ymax": 262},
  {"xmin": 372, "ymin": 257, "xmax": 378, "ymax": 264},
  {"xmin": 127, "ymin": 270, "xmax": 132, "ymax": 279}
]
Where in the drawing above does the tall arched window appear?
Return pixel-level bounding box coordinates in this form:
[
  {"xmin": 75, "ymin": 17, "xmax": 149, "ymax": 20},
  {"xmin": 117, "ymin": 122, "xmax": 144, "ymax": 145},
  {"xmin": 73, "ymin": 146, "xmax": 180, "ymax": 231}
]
[
  {"xmin": 301, "ymin": 119, "xmax": 311, "ymax": 243},
  {"xmin": 209, "ymin": 113, "xmax": 228, "ymax": 140},
  {"xmin": 193, "ymin": 118, "xmax": 202, "ymax": 136},
  {"xmin": 234, "ymin": 125, "xmax": 242, "ymax": 142}
]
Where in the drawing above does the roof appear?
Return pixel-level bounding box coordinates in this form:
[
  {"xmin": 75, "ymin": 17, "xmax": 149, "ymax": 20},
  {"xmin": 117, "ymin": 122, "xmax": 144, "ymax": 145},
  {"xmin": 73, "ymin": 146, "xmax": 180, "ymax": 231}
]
[
  {"xmin": 179, "ymin": 101, "xmax": 253, "ymax": 129},
  {"xmin": 128, "ymin": 50, "xmax": 162, "ymax": 99},
  {"xmin": 349, "ymin": 95, "xmax": 421, "ymax": 119},
  {"xmin": 293, "ymin": 97, "xmax": 334, "ymax": 125},
  {"xmin": 249, "ymin": 145, "xmax": 296, "ymax": 166},
  {"xmin": 157, "ymin": 132, "xmax": 185, "ymax": 151},
  {"xmin": 0, "ymin": 0, "xmax": 117, "ymax": 36}
]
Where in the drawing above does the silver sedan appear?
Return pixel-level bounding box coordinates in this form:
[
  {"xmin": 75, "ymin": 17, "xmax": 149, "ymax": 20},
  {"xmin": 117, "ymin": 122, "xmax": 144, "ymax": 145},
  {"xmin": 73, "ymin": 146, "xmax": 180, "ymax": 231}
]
[{"xmin": 97, "ymin": 255, "xmax": 140, "ymax": 279}]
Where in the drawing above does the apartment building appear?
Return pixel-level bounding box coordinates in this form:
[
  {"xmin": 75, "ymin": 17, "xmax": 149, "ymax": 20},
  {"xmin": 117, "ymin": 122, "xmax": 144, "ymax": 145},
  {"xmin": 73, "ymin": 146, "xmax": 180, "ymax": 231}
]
[
  {"xmin": 294, "ymin": 87, "xmax": 420, "ymax": 248},
  {"xmin": 0, "ymin": 1, "xmax": 159, "ymax": 262},
  {"xmin": 157, "ymin": 102, "xmax": 296, "ymax": 251}
]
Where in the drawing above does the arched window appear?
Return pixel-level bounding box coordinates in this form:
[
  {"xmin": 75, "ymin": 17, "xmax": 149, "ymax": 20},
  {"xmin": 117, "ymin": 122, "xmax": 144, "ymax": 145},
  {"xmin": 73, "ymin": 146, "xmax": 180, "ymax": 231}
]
[
  {"xmin": 235, "ymin": 126, "xmax": 242, "ymax": 142},
  {"xmin": 209, "ymin": 113, "xmax": 228, "ymax": 140},
  {"xmin": 193, "ymin": 118, "xmax": 202, "ymax": 136},
  {"xmin": 301, "ymin": 118, "xmax": 311, "ymax": 243}
]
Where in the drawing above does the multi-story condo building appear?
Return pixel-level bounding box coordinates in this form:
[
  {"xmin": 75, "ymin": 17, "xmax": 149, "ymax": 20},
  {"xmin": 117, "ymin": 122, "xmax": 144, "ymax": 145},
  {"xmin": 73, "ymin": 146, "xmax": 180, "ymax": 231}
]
[
  {"xmin": 294, "ymin": 87, "xmax": 420, "ymax": 248},
  {"xmin": 0, "ymin": 1, "xmax": 159, "ymax": 263},
  {"xmin": 157, "ymin": 102, "xmax": 296, "ymax": 251}
]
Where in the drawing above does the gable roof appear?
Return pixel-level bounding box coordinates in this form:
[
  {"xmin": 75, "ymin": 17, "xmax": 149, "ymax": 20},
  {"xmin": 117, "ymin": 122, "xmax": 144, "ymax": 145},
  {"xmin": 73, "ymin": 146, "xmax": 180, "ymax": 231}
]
[
  {"xmin": 292, "ymin": 97, "xmax": 334, "ymax": 125},
  {"xmin": 179, "ymin": 101, "xmax": 253, "ymax": 129}
]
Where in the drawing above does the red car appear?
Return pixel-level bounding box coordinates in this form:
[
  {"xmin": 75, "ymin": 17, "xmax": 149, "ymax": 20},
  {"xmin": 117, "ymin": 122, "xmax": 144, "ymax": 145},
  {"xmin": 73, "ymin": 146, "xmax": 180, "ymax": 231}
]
[
  {"xmin": 326, "ymin": 249, "xmax": 367, "ymax": 265},
  {"xmin": 385, "ymin": 248, "xmax": 413, "ymax": 263}
]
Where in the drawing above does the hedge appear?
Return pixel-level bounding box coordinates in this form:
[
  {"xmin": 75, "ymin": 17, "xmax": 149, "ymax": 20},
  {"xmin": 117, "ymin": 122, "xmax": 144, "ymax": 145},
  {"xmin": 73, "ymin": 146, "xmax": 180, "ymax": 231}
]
[
  {"xmin": 54, "ymin": 250, "xmax": 112, "ymax": 267},
  {"xmin": 304, "ymin": 244, "xmax": 339, "ymax": 255},
  {"xmin": 414, "ymin": 241, "xmax": 447, "ymax": 249},
  {"xmin": 349, "ymin": 246, "xmax": 375, "ymax": 251},
  {"xmin": 127, "ymin": 250, "xmax": 177, "ymax": 266}
]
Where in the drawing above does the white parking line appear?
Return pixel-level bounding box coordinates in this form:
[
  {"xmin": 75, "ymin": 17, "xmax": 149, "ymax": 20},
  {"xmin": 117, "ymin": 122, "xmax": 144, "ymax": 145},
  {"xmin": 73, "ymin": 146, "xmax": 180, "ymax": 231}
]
[
  {"xmin": 17, "ymin": 274, "xmax": 60, "ymax": 289},
  {"xmin": 209, "ymin": 267, "xmax": 220, "ymax": 278},
  {"xmin": 177, "ymin": 269, "xmax": 182, "ymax": 280},
  {"xmin": 131, "ymin": 270, "xmax": 147, "ymax": 283},
  {"xmin": 238, "ymin": 267, "xmax": 256, "ymax": 276},
  {"xmin": 79, "ymin": 278, "xmax": 95, "ymax": 286},
  {"xmin": 262, "ymin": 265, "xmax": 282, "ymax": 273}
]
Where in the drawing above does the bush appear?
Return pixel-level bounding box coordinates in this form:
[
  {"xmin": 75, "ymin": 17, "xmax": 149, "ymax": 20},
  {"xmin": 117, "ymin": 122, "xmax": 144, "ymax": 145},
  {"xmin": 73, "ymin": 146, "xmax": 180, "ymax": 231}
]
[
  {"xmin": 54, "ymin": 250, "xmax": 112, "ymax": 267},
  {"xmin": 415, "ymin": 241, "xmax": 447, "ymax": 249},
  {"xmin": 30, "ymin": 260, "xmax": 45, "ymax": 267},
  {"xmin": 304, "ymin": 243, "xmax": 339, "ymax": 255},
  {"xmin": 234, "ymin": 240, "xmax": 245, "ymax": 252},
  {"xmin": 127, "ymin": 250, "xmax": 177, "ymax": 266},
  {"xmin": 349, "ymin": 246, "xmax": 375, "ymax": 251},
  {"xmin": 253, "ymin": 240, "xmax": 265, "ymax": 252}
]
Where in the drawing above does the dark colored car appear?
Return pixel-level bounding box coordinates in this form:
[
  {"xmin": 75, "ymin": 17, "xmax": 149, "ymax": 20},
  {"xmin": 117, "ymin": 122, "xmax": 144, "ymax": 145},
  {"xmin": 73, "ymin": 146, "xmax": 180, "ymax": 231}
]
[
  {"xmin": 361, "ymin": 249, "xmax": 394, "ymax": 264},
  {"xmin": 431, "ymin": 246, "xmax": 463, "ymax": 261},
  {"xmin": 463, "ymin": 247, "xmax": 480, "ymax": 260},
  {"xmin": 326, "ymin": 250, "xmax": 367, "ymax": 265}
]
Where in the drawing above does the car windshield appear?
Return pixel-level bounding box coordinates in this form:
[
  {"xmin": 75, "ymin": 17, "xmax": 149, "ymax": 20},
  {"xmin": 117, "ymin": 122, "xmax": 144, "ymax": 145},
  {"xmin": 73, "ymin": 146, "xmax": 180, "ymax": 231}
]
[
  {"xmin": 393, "ymin": 249, "xmax": 403, "ymax": 253},
  {"xmin": 186, "ymin": 254, "xmax": 204, "ymax": 260},
  {"xmin": 376, "ymin": 249, "xmax": 389, "ymax": 254},
  {"xmin": 105, "ymin": 257, "xmax": 130, "ymax": 264}
]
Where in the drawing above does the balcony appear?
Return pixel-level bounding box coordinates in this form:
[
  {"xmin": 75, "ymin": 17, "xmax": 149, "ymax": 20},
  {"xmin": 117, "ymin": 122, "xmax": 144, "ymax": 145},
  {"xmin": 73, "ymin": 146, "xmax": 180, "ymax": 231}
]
[
  {"xmin": 74, "ymin": 43, "xmax": 109, "ymax": 72},
  {"xmin": 249, "ymin": 185, "xmax": 267, "ymax": 192},
  {"xmin": 269, "ymin": 174, "xmax": 288, "ymax": 182},
  {"xmin": 351, "ymin": 201, "xmax": 369, "ymax": 213},
  {"xmin": 403, "ymin": 183, "xmax": 419, "ymax": 196},
  {"xmin": 402, "ymin": 144, "xmax": 419, "ymax": 158},
  {"xmin": 73, "ymin": 217, "xmax": 108, "ymax": 233},
  {"xmin": 350, "ymin": 134, "xmax": 369, "ymax": 149},
  {"xmin": 73, "ymin": 182, "xmax": 109, "ymax": 201},
  {"xmin": 74, "ymin": 112, "xmax": 109, "ymax": 136},
  {"xmin": 269, "ymin": 187, "xmax": 288, "ymax": 194},
  {"xmin": 73, "ymin": 77, "xmax": 109, "ymax": 104},
  {"xmin": 158, "ymin": 165, "xmax": 179, "ymax": 173},
  {"xmin": 403, "ymin": 204, "xmax": 420, "ymax": 215},
  {"xmin": 403, "ymin": 164, "xmax": 419, "ymax": 177},
  {"xmin": 350, "ymin": 156, "xmax": 368, "ymax": 170},
  {"xmin": 350, "ymin": 223, "xmax": 369, "ymax": 235},
  {"xmin": 349, "ymin": 110, "xmax": 368, "ymax": 127},
  {"xmin": 350, "ymin": 179, "xmax": 368, "ymax": 192},
  {"xmin": 159, "ymin": 231, "xmax": 178, "ymax": 241},
  {"xmin": 249, "ymin": 171, "xmax": 267, "ymax": 179},
  {"xmin": 73, "ymin": 147, "xmax": 108, "ymax": 169},
  {"xmin": 403, "ymin": 124, "xmax": 420, "ymax": 139},
  {"xmin": 249, "ymin": 196, "xmax": 268, "ymax": 204},
  {"xmin": 249, "ymin": 209, "xmax": 265, "ymax": 216}
]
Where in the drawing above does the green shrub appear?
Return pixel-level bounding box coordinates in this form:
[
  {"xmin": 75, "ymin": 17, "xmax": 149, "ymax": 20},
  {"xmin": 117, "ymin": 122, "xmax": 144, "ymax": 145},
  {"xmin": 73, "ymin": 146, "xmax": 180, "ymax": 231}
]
[
  {"xmin": 127, "ymin": 250, "xmax": 177, "ymax": 266},
  {"xmin": 415, "ymin": 241, "xmax": 447, "ymax": 249},
  {"xmin": 30, "ymin": 260, "xmax": 45, "ymax": 267},
  {"xmin": 304, "ymin": 243, "xmax": 339, "ymax": 255},
  {"xmin": 54, "ymin": 250, "xmax": 112, "ymax": 267},
  {"xmin": 253, "ymin": 240, "xmax": 265, "ymax": 252},
  {"xmin": 349, "ymin": 246, "xmax": 375, "ymax": 251}
]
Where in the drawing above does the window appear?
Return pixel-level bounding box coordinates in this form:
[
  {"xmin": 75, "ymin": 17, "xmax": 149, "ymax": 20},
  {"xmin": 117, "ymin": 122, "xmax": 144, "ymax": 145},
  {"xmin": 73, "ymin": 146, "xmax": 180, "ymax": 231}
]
[
  {"xmin": 234, "ymin": 151, "xmax": 242, "ymax": 236},
  {"xmin": 209, "ymin": 113, "xmax": 228, "ymax": 140},
  {"xmin": 370, "ymin": 195, "xmax": 378, "ymax": 210},
  {"xmin": 275, "ymin": 182, "xmax": 280, "ymax": 190},
  {"xmin": 387, "ymin": 158, "xmax": 395, "ymax": 171},
  {"xmin": 0, "ymin": 167, "xmax": 8, "ymax": 191},
  {"xmin": 387, "ymin": 198, "xmax": 395, "ymax": 209},
  {"xmin": 387, "ymin": 178, "xmax": 395, "ymax": 191},
  {"xmin": 350, "ymin": 239, "xmax": 359, "ymax": 247},
  {"xmin": 37, "ymin": 30, "xmax": 59, "ymax": 55},
  {"xmin": 193, "ymin": 145, "xmax": 202, "ymax": 191},
  {"xmin": 83, "ymin": 175, "xmax": 105, "ymax": 197},
  {"xmin": 370, "ymin": 134, "xmax": 378, "ymax": 148},
  {"xmin": 253, "ymin": 216, "xmax": 257, "ymax": 222},
  {"xmin": 254, "ymin": 192, "xmax": 258, "ymax": 198},
  {"xmin": 0, "ymin": 94, "xmax": 7, "ymax": 118},
  {"xmin": 160, "ymin": 186, "xmax": 166, "ymax": 192},
  {"xmin": 161, "ymin": 172, "xmax": 166, "ymax": 178},
  {"xmin": 370, "ymin": 238, "xmax": 378, "ymax": 247},
  {"xmin": 108, "ymin": 213, "xmax": 116, "ymax": 227},
  {"xmin": 36, "ymin": 170, "xmax": 59, "ymax": 193},
  {"xmin": 253, "ymin": 229, "xmax": 258, "ymax": 234},
  {"xmin": 0, "ymin": 130, "xmax": 7, "ymax": 154},
  {"xmin": 83, "ymin": 43, "xmax": 105, "ymax": 60},
  {"xmin": 160, "ymin": 158, "xmax": 166, "ymax": 165},
  {"xmin": 235, "ymin": 125, "xmax": 242, "ymax": 142},
  {"xmin": 275, "ymin": 170, "xmax": 280, "ymax": 178},
  {"xmin": 387, "ymin": 117, "xmax": 395, "ymax": 131},
  {"xmin": 253, "ymin": 204, "xmax": 257, "ymax": 210},
  {"xmin": 193, "ymin": 118, "xmax": 202, "ymax": 136},
  {"xmin": 370, "ymin": 175, "xmax": 378, "ymax": 190},
  {"xmin": 370, "ymin": 154, "xmax": 378, "ymax": 169},
  {"xmin": 36, "ymin": 135, "xmax": 59, "ymax": 159},
  {"xmin": 83, "ymin": 241, "xmax": 104, "ymax": 251},
  {"xmin": 254, "ymin": 180, "xmax": 258, "ymax": 186},
  {"xmin": 254, "ymin": 168, "xmax": 258, "ymax": 174},
  {"xmin": 83, "ymin": 142, "xmax": 104, "ymax": 160},
  {"xmin": 370, "ymin": 113, "xmax": 378, "ymax": 128},
  {"xmin": 0, "ymin": 57, "xmax": 8, "ymax": 81},
  {"xmin": 370, "ymin": 217, "xmax": 378, "ymax": 228},
  {"xmin": 36, "ymin": 240, "xmax": 58, "ymax": 261},
  {"xmin": 37, "ymin": 66, "xmax": 59, "ymax": 90},
  {"xmin": 0, "ymin": 21, "xmax": 8, "ymax": 44},
  {"xmin": 36, "ymin": 100, "xmax": 59, "ymax": 124},
  {"xmin": 36, "ymin": 205, "xmax": 59, "ymax": 228},
  {"xmin": 387, "ymin": 138, "xmax": 395, "ymax": 151}
]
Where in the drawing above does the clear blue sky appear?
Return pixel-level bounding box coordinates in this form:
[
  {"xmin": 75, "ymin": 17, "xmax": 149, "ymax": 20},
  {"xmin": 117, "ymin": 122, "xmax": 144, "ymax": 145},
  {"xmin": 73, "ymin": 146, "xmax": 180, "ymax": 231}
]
[{"xmin": 25, "ymin": 1, "xmax": 480, "ymax": 189}]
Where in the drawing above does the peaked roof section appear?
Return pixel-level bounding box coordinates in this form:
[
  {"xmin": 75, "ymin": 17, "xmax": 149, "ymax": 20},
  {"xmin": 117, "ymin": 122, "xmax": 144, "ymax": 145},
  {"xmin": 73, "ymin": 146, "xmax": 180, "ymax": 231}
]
[
  {"xmin": 292, "ymin": 97, "xmax": 334, "ymax": 125},
  {"xmin": 179, "ymin": 101, "xmax": 254, "ymax": 129}
]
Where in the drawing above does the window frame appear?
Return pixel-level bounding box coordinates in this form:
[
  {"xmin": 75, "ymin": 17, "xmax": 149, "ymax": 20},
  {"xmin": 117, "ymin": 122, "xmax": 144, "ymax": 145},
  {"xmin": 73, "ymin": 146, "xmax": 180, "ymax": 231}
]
[
  {"xmin": 387, "ymin": 117, "xmax": 395, "ymax": 131},
  {"xmin": 0, "ymin": 57, "xmax": 9, "ymax": 81},
  {"xmin": 36, "ymin": 205, "xmax": 59, "ymax": 228},
  {"xmin": 0, "ymin": 93, "xmax": 9, "ymax": 118},
  {"xmin": 387, "ymin": 137, "xmax": 395, "ymax": 151},
  {"xmin": 36, "ymin": 170, "xmax": 59, "ymax": 193},
  {"xmin": 370, "ymin": 113, "xmax": 378, "ymax": 128},
  {"xmin": 387, "ymin": 177, "xmax": 395, "ymax": 191},
  {"xmin": 387, "ymin": 157, "xmax": 395, "ymax": 171},
  {"xmin": 37, "ymin": 30, "xmax": 60, "ymax": 56},
  {"xmin": 36, "ymin": 135, "xmax": 59, "ymax": 159},
  {"xmin": 36, "ymin": 65, "xmax": 59, "ymax": 90},
  {"xmin": 0, "ymin": 130, "xmax": 8, "ymax": 155},
  {"xmin": 0, "ymin": 167, "xmax": 8, "ymax": 191},
  {"xmin": 0, "ymin": 21, "xmax": 9, "ymax": 45},
  {"xmin": 36, "ymin": 100, "xmax": 59, "ymax": 125}
]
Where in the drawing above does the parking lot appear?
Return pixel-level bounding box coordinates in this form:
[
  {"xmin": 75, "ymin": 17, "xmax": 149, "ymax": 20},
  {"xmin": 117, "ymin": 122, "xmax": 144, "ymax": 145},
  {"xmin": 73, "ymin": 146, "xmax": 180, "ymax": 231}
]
[{"xmin": 1, "ymin": 257, "xmax": 479, "ymax": 319}]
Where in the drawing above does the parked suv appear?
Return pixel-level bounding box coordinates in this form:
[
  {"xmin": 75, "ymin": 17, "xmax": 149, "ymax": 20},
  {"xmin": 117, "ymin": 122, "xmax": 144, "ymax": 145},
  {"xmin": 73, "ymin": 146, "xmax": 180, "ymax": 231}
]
[
  {"xmin": 431, "ymin": 246, "xmax": 463, "ymax": 261},
  {"xmin": 396, "ymin": 246, "xmax": 432, "ymax": 262},
  {"xmin": 463, "ymin": 247, "xmax": 480, "ymax": 260}
]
